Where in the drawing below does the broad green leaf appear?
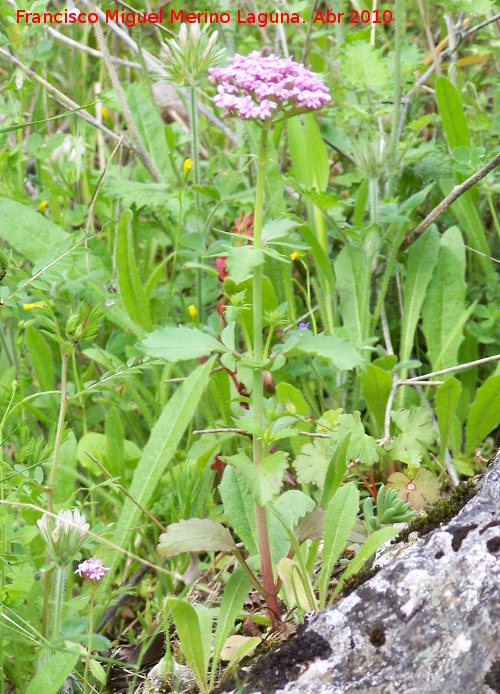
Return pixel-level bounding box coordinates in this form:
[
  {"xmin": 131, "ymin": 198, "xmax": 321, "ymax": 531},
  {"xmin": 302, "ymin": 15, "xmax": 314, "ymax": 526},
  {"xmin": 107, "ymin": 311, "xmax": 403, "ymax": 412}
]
[
  {"xmin": 341, "ymin": 42, "xmax": 388, "ymax": 89},
  {"xmin": 157, "ymin": 518, "xmax": 237, "ymax": 556},
  {"xmin": 226, "ymin": 450, "xmax": 288, "ymax": 507},
  {"xmin": 293, "ymin": 334, "xmax": 364, "ymax": 371},
  {"xmin": 435, "ymin": 378, "xmax": 462, "ymax": 453},
  {"xmin": 293, "ymin": 438, "xmax": 332, "ymax": 487},
  {"xmin": 387, "ymin": 468, "xmax": 441, "ymax": 509},
  {"xmin": 126, "ymin": 84, "xmax": 170, "ymax": 178},
  {"xmin": 421, "ymin": 227, "xmax": 467, "ymax": 371},
  {"xmin": 317, "ymin": 482, "xmax": 359, "ymax": 607},
  {"xmin": 360, "ymin": 364, "xmax": 393, "ymax": 432},
  {"xmin": 25, "ymin": 325, "xmax": 55, "ymax": 393},
  {"xmin": 211, "ymin": 567, "xmax": 253, "ymax": 684},
  {"xmin": 353, "ymin": 178, "xmax": 369, "ymax": 229},
  {"xmin": 331, "ymin": 526, "xmax": 398, "ymax": 600},
  {"xmin": 141, "ymin": 325, "xmax": 224, "ymax": 362},
  {"xmin": 465, "ymin": 374, "xmax": 500, "ymax": 453},
  {"xmin": 105, "ymin": 358, "xmax": 213, "ymax": 580},
  {"xmin": 0, "ymin": 197, "xmax": 68, "ymax": 263},
  {"xmin": 166, "ymin": 599, "xmax": 211, "ymax": 694},
  {"xmin": 296, "ymin": 224, "xmax": 336, "ymax": 295},
  {"xmin": 262, "ymin": 218, "xmax": 298, "ymax": 243},
  {"xmin": 106, "ymin": 406, "xmax": 125, "ymax": 478},
  {"xmin": 435, "ymin": 77, "xmax": 471, "ymax": 150},
  {"xmin": 26, "ymin": 648, "xmax": 79, "ymax": 694},
  {"xmin": 295, "ymin": 505, "xmax": 326, "ymax": 544},
  {"xmin": 277, "ymin": 557, "xmax": 317, "ymax": 611},
  {"xmin": 219, "ymin": 466, "xmax": 258, "ymax": 555},
  {"xmin": 116, "ymin": 209, "xmax": 152, "ymax": 333},
  {"xmin": 386, "ymin": 408, "xmax": 438, "ymax": 467},
  {"xmin": 400, "ymin": 227, "xmax": 440, "ymax": 364},
  {"xmin": 104, "ymin": 179, "xmax": 171, "ymax": 209},
  {"xmin": 226, "ymin": 246, "xmax": 264, "ymax": 284},
  {"xmin": 288, "ymin": 114, "xmax": 329, "ymax": 190},
  {"xmin": 334, "ymin": 245, "xmax": 371, "ymax": 346},
  {"xmin": 88, "ymin": 659, "xmax": 107, "ymax": 685}
]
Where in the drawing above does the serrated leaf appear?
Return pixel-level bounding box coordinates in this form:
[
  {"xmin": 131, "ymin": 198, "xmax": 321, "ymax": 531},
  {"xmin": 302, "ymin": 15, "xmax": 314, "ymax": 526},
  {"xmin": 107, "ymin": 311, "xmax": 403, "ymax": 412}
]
[
  {"xmin": 226, "ymin": 246, "xmax": 264, "ymax": 284},
  {"xmin": 293, "ymin": 438, "xmax": 331, "ymax": 487},
  {"xmin": 262, "ymin": 218, "xmax": 298, "ymax": 243},
  {"xmin": 293, "ymin": 334, "xmax": 364, "ymax": 371},
  {"xmin": 295, "ymin": 505, "xmax": 326, "ymax": 544},
  {"xmin": 157, "ymin": 518, "xmax": 236, "ymax": 556},
  {"xmin": 104, "ymin": 179, "xmax": 171, "ymax": 209},
  {"xmin": 219, "ymin": 466, "xmax": 258, "ymax": 555},
  {"xmin": 341, "ymin": 42, "xmax": 388, "ymax": 89},
  {"xmin": 330, "ymin": 411, "xmax": 382, "ymax": 466},
  {"xmin": 141, "ymin": 325, "xmax": 224, "ymax": 362},
  {"xmin": 226, "ymin": 450, "xmax": 288, "ymax": 507},
  {"xmin": 386, "ymin": 408, "xmax": 438, "ymax": 467},
  {"xmin": 269, "ymin": 490, "xmax": 315, "ymax": 564},
  {"xmin": 387, "ymin": 468, "xmax": 441, "ymax": 509}
]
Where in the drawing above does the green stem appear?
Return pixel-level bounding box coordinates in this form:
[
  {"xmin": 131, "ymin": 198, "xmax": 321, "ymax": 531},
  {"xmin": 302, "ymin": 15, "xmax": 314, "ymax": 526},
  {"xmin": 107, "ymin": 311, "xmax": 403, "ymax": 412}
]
[
  {"xmin": 188, "ymin": 82, "xmax": 204, "ymax": 323},
  {"xmin": 252, "ymin": 126, "xmax": 281, "ymax": 625},
  {"xmin": 51, "ymin": 564, "xmax": 68, "ymax": 639},
  {"xmin": 83, "ymin": 586, "xmax": 96, "ymax": 693}
]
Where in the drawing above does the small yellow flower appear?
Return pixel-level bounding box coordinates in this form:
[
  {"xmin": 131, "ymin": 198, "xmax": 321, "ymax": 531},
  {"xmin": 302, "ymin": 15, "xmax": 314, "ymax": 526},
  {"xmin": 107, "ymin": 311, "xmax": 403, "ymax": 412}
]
[
  {"xmin": 290, "ymin": 251, "xmax": 302, "ymax": 261},
  {"xmin": 101, "ymin": 106, "xmax": 110, "ymax": 120},
  {"xmin": 38, "ymin": 200, "xmax": 48, "ymax": 212},
  {"xmin": 188, "ymin": 304, "xmax": 198, "ymax": 322},
  {"xmin": 23, "ymin": 302, "xmax": 45, "ymax": 311},
  {"xmin": 183, "ymin": 158, "xmax": 193, "ymax": 178}
]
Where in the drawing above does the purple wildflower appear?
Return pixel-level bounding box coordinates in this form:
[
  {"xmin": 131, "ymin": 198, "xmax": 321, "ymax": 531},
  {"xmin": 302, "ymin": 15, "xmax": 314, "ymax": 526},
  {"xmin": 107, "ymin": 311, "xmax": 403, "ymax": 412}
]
[
  {"xmin": 297, "ymin": 322, "xmax": 310, "ymax": 329},
  {"xmin": 75, "ymin": 557, "xmax": 110, "ymax": 582},
  {"xmin": 209, "ymin": 51, "xmax": 331, "ymax": 121}
]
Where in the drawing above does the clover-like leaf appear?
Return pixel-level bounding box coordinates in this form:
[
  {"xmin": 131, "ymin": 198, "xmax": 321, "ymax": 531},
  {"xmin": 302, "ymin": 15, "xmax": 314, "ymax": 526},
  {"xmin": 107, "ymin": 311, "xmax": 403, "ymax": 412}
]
[
  {"xmin": 293, "ymin": 438, "xmax": 332, "ymax": 487},
  {"xmin": 385, "ymin": 408, "xmax": 438, "ymax": 467},
  {"xmin": 329, "ymin": 411, "xmax": 382, "ymax": 466},
  {"xmin": 387, "ymin": 468, "xmax": 441, "ymax": 510},
  {"xmin": 157, "ymin": 518, "xmax": 237, "ymax": 557}
]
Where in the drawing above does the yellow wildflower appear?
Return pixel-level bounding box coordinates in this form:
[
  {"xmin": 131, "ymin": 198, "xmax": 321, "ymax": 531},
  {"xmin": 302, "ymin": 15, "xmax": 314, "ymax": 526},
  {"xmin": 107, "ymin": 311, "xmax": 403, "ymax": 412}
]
[
  {"xmin": 290, "ymin": 251, "xmax": 302, "ymax": 261},
  {"xmin": 101, "ymin": 106, "xmax": 110, "ymax": 119},
  {"xmin": 23, "ymin": 302, "xmax": 45, "ymax": 311},
  {"xmin": 188, "ymin": 304, "xmax": 198, "ymax": 322},
  {"xmin": 38, "ymin": 200, "xmax": 48, "ymax": 212},
  {"xmin": 183, "ymin": 158, "xmax": 193, "ymax": 178}
]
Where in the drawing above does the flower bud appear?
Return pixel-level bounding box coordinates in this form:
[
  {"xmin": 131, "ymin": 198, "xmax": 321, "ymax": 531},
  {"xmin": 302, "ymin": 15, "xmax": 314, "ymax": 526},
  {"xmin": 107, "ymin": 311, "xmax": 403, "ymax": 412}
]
[
  {"xmin": 190, "ymin": 22, "xmax": 201, "ymax": 43},
  {"xmin": 178, "ymin": 23, "xmax": 187, "ymax": 48}
]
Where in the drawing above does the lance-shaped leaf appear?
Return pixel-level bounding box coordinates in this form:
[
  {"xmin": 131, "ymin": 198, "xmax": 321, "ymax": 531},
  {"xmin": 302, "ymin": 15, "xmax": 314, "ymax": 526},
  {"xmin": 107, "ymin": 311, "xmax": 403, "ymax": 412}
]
[
  {"xmin": 286, "ymin": 333, "xmax": 364, "ymax": 371},
  {"xmin": 226, "ymin": 450, "xmax": 288, "ymax": 507},
  {"xmin": 157, "ymin": 518, "xmax": 237, "ymax": 557},
  {"xmin": 141, "ymin": 325, "xmax": 225, "ymax": 362}
]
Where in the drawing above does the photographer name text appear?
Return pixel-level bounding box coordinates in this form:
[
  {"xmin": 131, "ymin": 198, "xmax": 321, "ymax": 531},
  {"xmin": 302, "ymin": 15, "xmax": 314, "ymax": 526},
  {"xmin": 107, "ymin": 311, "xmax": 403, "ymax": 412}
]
[{"xmin": 16, "ymin": 8, "xmax": 393, "ymax": 28}]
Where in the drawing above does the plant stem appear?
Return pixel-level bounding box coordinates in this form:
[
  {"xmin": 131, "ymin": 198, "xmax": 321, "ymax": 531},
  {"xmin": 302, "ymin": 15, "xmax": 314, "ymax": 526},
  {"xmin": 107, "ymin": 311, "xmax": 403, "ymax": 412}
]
[
  {"xmin": 388, "ymin": 0, "xmax": 404, "ymax": 194},
  {"xmin": 252, "ymin": 126, "xmax": 281, "ymax": 625},
  {"xmin": 51, "ymin": 564, "xmax": 68, "ymax": 639},
  {"xmin": 84, "ymin": 585, "xmax": 96, "ymax": 693}
]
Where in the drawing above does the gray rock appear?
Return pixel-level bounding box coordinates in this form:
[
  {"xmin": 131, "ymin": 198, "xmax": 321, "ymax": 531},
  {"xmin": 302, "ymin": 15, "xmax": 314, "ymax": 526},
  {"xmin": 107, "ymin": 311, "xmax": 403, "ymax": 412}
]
[{"xmin": 238, "ymin": 450, "xmax": 500, "ymax": 694}]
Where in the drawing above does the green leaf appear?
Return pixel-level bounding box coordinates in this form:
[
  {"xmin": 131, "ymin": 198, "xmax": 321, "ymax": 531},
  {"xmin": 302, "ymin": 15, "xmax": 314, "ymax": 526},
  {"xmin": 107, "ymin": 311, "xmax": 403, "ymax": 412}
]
[
  {"xmin": 77, "ymin": 432, "xmax": 141, "ymax": 476},
  {"xmin": 26, "ymin": 648, "xmax": 79, "ymax": 694},
  {"xmin": 421, "ymin": 227, "xmax": 467, "ymax": 371},
  {"xmin": 435, "ymin": 77, "xmax": 471, "ymax": 150},
  {"xmin": 116, "ymin": 209, "xmax": 152, "ymax": 333},
  {"xmin": 321, "ymin": 432, "xmax": 352, "ymax": 507},
  {"xmin": 293, "ymin": 334, "xmax": 364, "ymax": 371},
  {"xmin": 269, "ymin": 490, "xmax": 315, "ymax": 565},
  {"xmin": 157, "ymin": 518, "xmax": 237, "ymax": 556},
  {"xmin": 295, "ymin": 505, "xmax": 326, "ymax": 544},
  {"xmin": 341, "ymin": 42, "xmax": 388, "ymax": 89},
  {"xmin": 26, "ymin": 325, "xmax": 56, "ymax": 393},
  {"xmin": 435, "ymin": 378, "xmax": 462, "ymax": 453},
  {"xmin": 296, "ymin": 224, "xmax": 336, "ymax": 295},
  {"xmin": 329, "ymin": 411, "xmax": 382, "ymax": 466},
  {"xmin": 141, "ymin": 325, "xmax": 225, "ymax": 362},
  {"xmin": 104, "ymin": 179, "xmax": 171, "ymax": 209},
  {"xmin": 165, "ymin": 599, "xmax": 211, "ymax": 694},
  {"xmin": 219, "ymin": 466, "xmax": 258, "ymax": 556},
  {"xmin": 0, "ymin": 198, "xmax": 68, "ymax": 263},
  {"xmin": 226, "ymin": 450, "xmax": 288, "ymax": 507},
  {"xmin": 386, "ymin": 408, "xmax": 438, "ymax": 467},
  {"xmin": 293, "ymin": 438, "xmax": 332, "ymax": 487},
  {"xmin": 360, "ymin": 364, "xmax": 393, "ymax": 432},
  {"xmin": 52, "ymin": 432, "xmax": 78, "ymax": 506},
  {"xmin": 400, "ymin": 227, "xmax": 440, "ymax": 364},
  {"xmin": 88, "ymin": 659, "xmax": 107, "ymax": 685},
  {"xmin": 334, "ymin": 245, "xmax": 371, "ymax": 346},
  {"xmin": 226, "ymin": 246, "xmax": 264, "ymax": 284},
  {"xmin": 317, "ymin": 482, "xmax": 359, "ymax": 608},
  {"xmin": 126, "ymin": 84, "xmax": 171, "ymax": 178},
  {"xmin": 105, "ymin": 358, "xmax": 213, "ymax": 581},
  {"xmin": 276, "ymin": 382, "xmax": 309, "ymax": 416},
  {"xmin": 465, "ymin": 374, "xmax": 500, "ymax": 453},
  {"xmin": 331, "ymin": 526, "xmax": 398, "ymax": 600},
  {"xmin": 211, "ymin": 567, "xmax": 253, "ymax": 684},
  {"xmin": 262, "ymin": 218, "xmax": 298, "ymax": 243},
  {"xmin": 288, "ymin": 114, "xmax": 329, "ymax": 191}
]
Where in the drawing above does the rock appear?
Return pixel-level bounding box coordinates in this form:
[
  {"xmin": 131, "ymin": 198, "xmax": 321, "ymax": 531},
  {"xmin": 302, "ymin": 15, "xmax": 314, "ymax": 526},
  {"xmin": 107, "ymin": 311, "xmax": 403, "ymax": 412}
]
[{"xmin": 231, "ymin": 450, "xmax": 500, "ymax": 694}]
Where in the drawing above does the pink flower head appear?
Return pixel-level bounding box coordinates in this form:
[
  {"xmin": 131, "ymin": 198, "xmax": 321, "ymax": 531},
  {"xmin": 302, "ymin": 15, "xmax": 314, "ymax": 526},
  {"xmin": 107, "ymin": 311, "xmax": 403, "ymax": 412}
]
[
  {"xmin": 75, "ymin": 557, "xmax": 110, "ymax": 582},
  {"xmin": 208, "ymin": 51, "xmax": 331, "ymax": 121}
]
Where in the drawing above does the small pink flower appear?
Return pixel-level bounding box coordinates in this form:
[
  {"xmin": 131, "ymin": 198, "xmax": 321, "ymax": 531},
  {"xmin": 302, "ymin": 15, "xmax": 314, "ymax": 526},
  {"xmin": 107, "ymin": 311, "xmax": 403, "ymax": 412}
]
[{"xmin": 75, "ymin": 557, "xmax": 110, "ymax": 582}]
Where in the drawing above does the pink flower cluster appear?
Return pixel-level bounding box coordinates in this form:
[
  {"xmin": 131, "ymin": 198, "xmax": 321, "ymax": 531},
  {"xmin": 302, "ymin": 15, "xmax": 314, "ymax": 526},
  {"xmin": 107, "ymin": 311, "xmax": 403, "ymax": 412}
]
[
  {"xmin": 208, "ymin": 51, "xmax": 331, "ymax": 121},
  {"xmin": 75, "ymin": 557, "xmax": 110, "ymax": 582}
]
